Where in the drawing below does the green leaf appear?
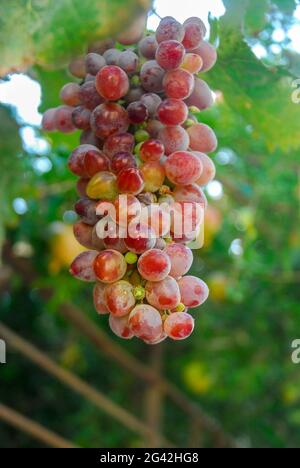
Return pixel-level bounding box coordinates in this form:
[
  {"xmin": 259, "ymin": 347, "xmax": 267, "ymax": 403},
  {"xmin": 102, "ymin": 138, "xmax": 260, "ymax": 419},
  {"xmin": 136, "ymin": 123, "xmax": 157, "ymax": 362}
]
[
  {"xmin": 0, "ymin": 0, "xmax": 151, "ymax": 76},
  {"xmin": 207, "ymin": 23, "xmax": 300, "ymax": 152}
]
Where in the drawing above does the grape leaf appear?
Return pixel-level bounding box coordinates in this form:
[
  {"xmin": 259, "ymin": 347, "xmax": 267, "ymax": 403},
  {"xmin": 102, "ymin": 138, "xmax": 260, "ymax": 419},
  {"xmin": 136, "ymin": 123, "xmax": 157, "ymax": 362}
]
[
  {"xmin": 207, "ymin": 15, "xmax": 300, "ymax": 153},
  {"xmin": 0, "ymin": 0, "xmax": 151, "ymax": 76}
]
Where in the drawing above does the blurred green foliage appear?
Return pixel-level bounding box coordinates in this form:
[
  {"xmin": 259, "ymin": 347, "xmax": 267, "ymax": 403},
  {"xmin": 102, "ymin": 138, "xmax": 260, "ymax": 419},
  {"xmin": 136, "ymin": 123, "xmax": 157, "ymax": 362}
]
[{"xmin": 1, "ymin": 0, "xmax": 300, "ymax": 448}]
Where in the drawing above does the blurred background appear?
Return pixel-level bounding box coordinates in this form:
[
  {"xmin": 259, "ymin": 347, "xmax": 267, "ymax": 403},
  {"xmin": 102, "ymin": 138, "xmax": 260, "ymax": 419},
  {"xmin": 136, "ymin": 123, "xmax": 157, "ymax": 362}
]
[{"xmin": 0, "ymin": 0, "xmax": 300, "ymax": 448}]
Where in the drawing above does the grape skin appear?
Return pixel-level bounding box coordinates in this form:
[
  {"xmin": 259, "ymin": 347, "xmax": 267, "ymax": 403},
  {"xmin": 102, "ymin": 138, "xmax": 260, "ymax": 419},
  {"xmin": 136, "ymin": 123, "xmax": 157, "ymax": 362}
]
[
  {"xmin": 86, "ymin": 171, "xmax": 118, "ymax": 201},
  {"xmin": 85, "ymin": 53, "xmax": 106, "ymax": 75},
  {"xmin": 103, "ymin": 132, "xmax": 135, "ymax": 158},
  {"xmin": 157, "ymin": 98, "xmax": 188, "ymax": 126},
  {"xmin": 163, "ymin": 69, "xmax": 194, "ymax": 100},
  {"xmin": 139, "ymin": 36, "xmax": 158, "ymax": 59},
  {"xmin": 94, "ymin": 249, "xmax": 127, "ymax": 284},
  {"xmin": 80, "ymin": 80, "xmax": 104, "ymax": 110},
  {"xmin": 138, "ymin": 249, "xmax": 171, "ymax": 282},
  {"xmin": 125, "ymin": 223, "xmax": 156, "ymax": 254},
  {"xmin": 104, "ymin": 281, "xmax": 136, "ymax": 317},
  {"xmin": 155, "ymin": 40, "xmax": 185, "ymax": 70},
  {"xmin": 185, "ymin": 77, "xmax": 214, "ymax": 110},
  {"xmin": 93, "ymin": 283, "xmax": 110, "ymax": 315},
  {"xmin": 103, "ymin": 48, "xmax": 121, "ymax": 65},
  {"xmin": 72, "ymin": 106, "xmax": 91, "ymax": 130},
  {"xmin": 187, "ymin": 123, "xmax": 218, "ymax": 153},
  {"xmin": 193, "ymin": 152, "xmax": 216, "ymax": 186},
  {"xmin": 140, "ymin": 60, "xmax": 165, "ymax": 93},
  {"xmin": 164, "ymin": 312, "xmax": 194, "ymax": 340},
  {"xmin": 165, "ymin": 151, "xmax": 203, "ymax": 185},
  {"xmin": 55, "ymin": 106, "xmax": 76, "ymax": 133},
  {"xmin": 111, "ymin": 151, "xmax": 137, "ymax": 174},
  {"xmin": 118, "ymin": 50, "xmax": 139, "ymax": 75},
  {"xmin": 60, "ymin": 83, "xmax": 82, "ymax": 106},
  {"xmin": 96, "ymin": 65, "xmax": 129, "ymax": 101},
  {"xmin": 42, "ymin": 108, "xmax": 57, "ymax": 132},
  {"xmin": 146, "ymin": 276, "xmax": 181, "ymax": 311},
  {"xmin": 156, "ymin": 17, "xmax": 185, "ymax": 43},
  {"xmin": 109, "ymin": 314, "xmax": 134, "ymax": 339},
  {"xmin": 70, "ymin": 250, "xmax": 98, "ymax": 282},
  {"xmin": 91, "ymin": 103, "xmax": 129, "ymax": 139},
  {"xmin": 158, "ymin": 126, "xmax": 190, "ymax": 156},
  {"xmin": 194, "ymin": 41, "xmax": 217, "ymax": 72},
  {"xmin": 68, "ymin": 144, "xmax": 110, "ymax": 178},
  {"xmin": 173, "ymin": 184, "xmax": 207, "ymax": 208},
  {"xmin": 140, "ymin": 139, "xmax": 165, "ymax": 162},
  {"xmin": 74, "ymin": 198, "xmax": 99, "ymax": 225},
  {"xmin": 129, "ymin": 304, "xmax": 163, "ymax": 342},
  {"xmin": 140, "ymin": 161, "xmax": 165, "ymax": 193},
  {"xmin": 177, "ymin": 276, "xmax": 209, "ymax": 308},
  {"xmin": 182, "ymin": 17, "xmax": 206, "ymax": 51},
  {"xmin": 164, "ymin": 243, "xmax": 193, "ymax": 278},
  {"xmin": 117, "ymin": 167, "xmax": 145, "ymax": 195}
]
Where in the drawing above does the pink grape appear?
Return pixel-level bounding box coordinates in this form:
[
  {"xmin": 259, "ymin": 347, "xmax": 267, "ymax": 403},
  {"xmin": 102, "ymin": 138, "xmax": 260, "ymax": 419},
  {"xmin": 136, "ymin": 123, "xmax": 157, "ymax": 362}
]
[
  {"xmin": 182, "ymin": 17, "xmax": 206, "ymax": 50},
  {"xmin": 70, "ymin": 250, "xmax": 98, "ymax": 282},
  {"xmin": 138, "ymin": 249, "xmax": 171, "ymax": 282},
  {"xmin": 55, "ymin": 106, "xmax": 76, "ymax": 133},
  {"xmin": 165, "ymin": 151, "xmax": 202, "ymax": 185},
  {"xmin": 118, "ymin": 50, "xmax": 139, "ymax": 75},
  {"xmin": 164, "ymin": 312, "xmax": 194, "ymax": 340},
  {"xmin": 140, "ymin": 93, "xmax": 162, "ymax": 118},
  {"xmin": 138, "ymin": 36, "xmax": 158, "ymax": 59},
  {"xmin": 111, "ymin": 151, "xmax": 137, "ymax": 174},
  {"xmin": 181, "ymin": 53, "xmax": 203, "ymax": 73},
  {"xmin": 91, "ymin": 103, "xmax": 129, "ymax": 139},
  {"xmin": 93, "ymin": 283, "xmax": 109, "ymax": 315},
  {"xmin": 80, "ymin": 81, "xmax": 104, "ymax": 110},
  {"xmin": 42, "ymin": 108, "xmax": 57, "ymax": 132},
  {"xmin": 85, "ymin": 53, "xmax": 106, "ymax": 75},
  {"xmin": 177, "ymin": 276, "xmax": 209, "ymax": 308},
  {"xmin": 129, "ymin": 305, "xmax": 163, "ymax": 342},
  {"xmin": 117, "ymin": 167, "xmax": 144, "ymax": 195},
  {"xmin": 103, "ymin": 48, "xmax": 121, "ymax": 65},
  {"xmin": 164, "ymin": 243, "xmax": 193, "ymax": 278},
  {"xmin": 60, "ymin": 83, "xmax": 81, "ymax": 106},
  {"xmin": 127, "ymin": 101, "xmax": 149, "ymax": 124},
  {"xmin": 94, "ymin": 249, "xmax": 127, "ymax": 284},
  {"xmin": 173, "ymin": 184, "xmax": 207, "ymax": 208},
  {"xmin": 103, "ymin": 132, "xmax": 135, "ymax": 158},
  {"xmin": 72, "ymin": 106, "xmax": 91, "ymax": 130},
  {"xmin": 193, "ymin": 152, "xmax": 216, "ymax": 185},
  {"xmin": 157, "ymin": 98, "xmax": 188, "ymax": 126},
  {"xmin": 140, "ymin": 60, "xmax": 165, "ymax": 93},
  {"xmin": 140, "ymin": 139, "xmax": 165, "ymax": 162},
  {"xmin": 104, "ymin": 280, "xmax": 136, "ymax": 316},
  {"xmin": 163, "ymin": 69, "xmax": 194, "ymax": 100},
  {"xmin": 144, "ymin": 332, "xmax": 167, "ymax": 345},
  {"xmin": 68, "ymin": 144, "xmax": 110, "ymax": 178},
  {"xmin": 109, "ymin": 314, "xmax": 134, "ymax": 339},
  {"xmin": 96, "ymin": 66, "xmax": 129, "ymax": 101},
  {"xmin": 194, "ymin": 41, "xmax": 217, "ymax": 72},
  {"xmin": 187, "ymin": 123, "xmax": 218, "ymax": 153},
  {"xmin": 158, "ymin": 126, "xmax": 189, "ymax": 155},
  {"xmin": 185, "ymin": 77, "xmax": 214, "ymax": 110},
  {"xmin": 155, "ymin": 40, "xmax": 185, "ymax": 70},
  {"xmin": 68, "ymin": 57, "xmax": 86, "ymax": 78},
  {"xmin": 125, "ymin": 223, "xmax": 156, "ymax": 254},
  {"xmin": 146, "ymin": 120, "xmax": 164, "ymax": 139},
  {"xmin": 156, "ymin": 17, "xmax": 185, "ymax": 43},
  {"xmin": 74, "ymin": 198, "xmax": 99, "ymax": 225},
  {"xmin": 140, "ymin": 161, "xmax": 165, "ymax": 193},
  {"xmin": 146, "ymin": 276, "xmax": 181, "ymax": 311}
]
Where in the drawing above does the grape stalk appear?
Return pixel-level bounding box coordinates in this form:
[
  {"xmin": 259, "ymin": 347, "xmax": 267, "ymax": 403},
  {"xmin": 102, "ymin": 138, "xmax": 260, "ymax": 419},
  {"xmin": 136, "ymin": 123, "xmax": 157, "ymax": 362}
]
[{"xmin": 42, "ymin": 15, "xmax": 218, "ymax": 344}]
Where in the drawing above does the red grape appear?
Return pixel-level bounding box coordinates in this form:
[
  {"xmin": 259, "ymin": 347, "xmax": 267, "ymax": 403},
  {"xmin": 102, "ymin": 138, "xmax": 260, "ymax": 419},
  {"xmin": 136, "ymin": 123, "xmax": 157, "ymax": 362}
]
[
  {"xmin": 85, "ymin": 53, "xmax": 106, "ymax": 75},
  {"xmin": 93, "ymin": 283, "xmax": 109, "ymax": 315},
  {"xmin": 117, "ymin": 167, "xmax": 144, "ymax": 195},
  {"xmin": 79, "ymin": 129, "xmax": 102, "ymax": 147},
  {"xmin": 155, "ymin": 40, "xmax": 185, "ymax": 70},
  {"xmin": 111, "ymin": 151, "xmax": 137, "ymax": 174},
  {"xmin": 74, "ymin": 198, "xmax": 99, "ymax": 225},
  {"xmin": 72, "ymin": 106, "xmax": 91, "ymax": 130},
  {"xmin": 165, "ymin": 151, "xmax": 202, "ymax": 185},
  {"xmin": 42, "ymin": 108, "xmax": 57, "ymax": 132},
  {"xmin": 68, "ymin": 144, "xmax": 110, "ymax": 178},
  {"xmin": 138, "ymin": 249, "xmax": 171, "ymax": 282},
  {"xmin": 118, "ymin": 50, "xmax": 139, "ymax": 75},
  {"xmin": 125, "ymin": 223, "xmax": 156, "ymax": 254},
  {"xmin": 177, "ymin": 275, "xmax": 209, "ymax": 308},
  {"xmin": 164, "ymin": 243, "xmax": 193, "ymax": 278},
  {"xmin": 173, "ymin": 184, "xmax": 207, "ymax": 208},
  {"xmin": 80, "ymin": 80, "xmax": 104, "ymax": 110},
  {"xmin": 70, "ymin": 250, "xmax": 98, "ymax": 282},
  {"xmin": 193, "ymin": 152, "xmax": 216, "ymax": 185},
  {"xmin": 158, "ymin": 126, "xmax": 189, "ymax": 155},
  {"xmin": 163, "ymin": 68, "xmax": 194, "ymax": 100},
  {"xmin": 73, "ymin": 222, "xmax": 95, "ymax": 250},
  {"xmin": 146, "ymin": 276, "xmax": 181, "ymax": 310},
  {"xmin": 127, "ymin": 101, "xmax": 149, "ymax": 124},
  {"xmin": 156, "ymin": 17, "xmax": 185, "ymax": 43},
  {"xmin": 164, "ymin": 312, "xmax": 194, "ymax": 340},
  {"xmin": 185, "ymin": 77, "xmax": 214, "ymax": 110},
  {"xmin": 194, "ymin": 41, "xmax": 217, "ymax": 72},
  {"xmin": 103, "ymin": 48, "xmax": 121, "ymax": 65},
  {"xmin": 91, "ymin": 103, "xmax": 129, "ymax": 139},
  {"xmin": 109, "ymin": 314, "xmax": 134, "ymax": 339},
  {"xmin": 96, "ymin": 65, "xmax": 129, "ymax": 101},
  {"xmin": 138, "ymin": 36, "xmax": 158, "ymax": 59},
  {"xmin": 76, "ymin": 178, "xmax": 89, "ymax": 197},
  {"xmin": 113, "ymin": 194, "xmax": 141, "ymax": 227},
  {"xmin": 140, "ymin": 93, "xmax": 162, "ymax": 118},
  {"xmin": 104, "ymin": 280, "xmax": 136, "ymax": 316},
  {"xmin": 129, "ymin": 304, "xmax": 163, "ymax": 342},
  {"xmin": 103, "ymin": 132, "xmax": 135, "ymax": 158},
  {"xmin": 182, "ymin": 17, "xmax": 206, "ymax": 50},
  {"xmin": 94, "ymin": 249, "xmax": 127, "ymax": 283},
  {"xmin": 124, "ymin": 87, "xmax": 144, "ymax": 104},
  {"xmin": 140, "ymin": 60, "xmax": 165, "ymax": 93},
  {"xmin": 60, "ymin": 83, "xmax": 81, "ymax": 106},
  {"xmin": 140, "ymin": 139, "xmax": 165, "ymax": 162},
  {"xmin": 187, "ymin": 123, "xmax": 218, "ymax": 153},
  {"xmin": 157, "ymin": 98, "xmax": 188, "ymax": 126},
  {"xmin": 55, "ymin": 106, "xmax": 76, "ymax": 133}
]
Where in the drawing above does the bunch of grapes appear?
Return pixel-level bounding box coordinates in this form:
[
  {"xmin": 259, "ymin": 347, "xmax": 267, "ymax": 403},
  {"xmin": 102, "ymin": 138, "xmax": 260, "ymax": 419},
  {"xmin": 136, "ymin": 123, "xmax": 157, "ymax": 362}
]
[{"xmin": 42, "ymin": 15, "xmax": 218, "ymax": 344}]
